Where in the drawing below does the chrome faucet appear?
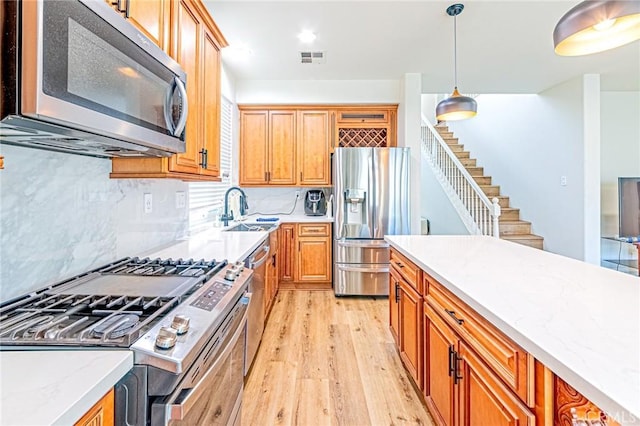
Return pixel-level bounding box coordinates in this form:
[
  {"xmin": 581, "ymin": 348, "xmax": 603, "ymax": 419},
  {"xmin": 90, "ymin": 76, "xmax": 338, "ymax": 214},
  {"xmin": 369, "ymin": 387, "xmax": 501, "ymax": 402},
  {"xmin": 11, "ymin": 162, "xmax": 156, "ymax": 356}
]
[{"xmin": 221, "ymin": 187, "xmax": 249, "ymax": 226}]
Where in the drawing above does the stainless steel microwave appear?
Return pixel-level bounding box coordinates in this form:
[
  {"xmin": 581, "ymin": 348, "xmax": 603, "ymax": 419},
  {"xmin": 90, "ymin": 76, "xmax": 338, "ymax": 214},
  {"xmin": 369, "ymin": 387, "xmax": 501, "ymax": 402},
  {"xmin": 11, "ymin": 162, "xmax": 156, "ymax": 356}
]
[{"xmin": 0, "ymin": 0, "xmax": 188, "ymax": 158}]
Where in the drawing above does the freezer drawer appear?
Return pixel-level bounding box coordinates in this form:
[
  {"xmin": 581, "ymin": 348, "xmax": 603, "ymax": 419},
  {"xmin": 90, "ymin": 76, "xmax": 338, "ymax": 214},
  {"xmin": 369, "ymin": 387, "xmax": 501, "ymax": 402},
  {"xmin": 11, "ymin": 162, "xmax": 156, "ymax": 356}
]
[
  {"xmin": 334, "ymin": 263, "xmax": 389, "ymax": 296},
  {"xmin": 334, "ymin": 239, "xmax": 390, "ymax": 264}
]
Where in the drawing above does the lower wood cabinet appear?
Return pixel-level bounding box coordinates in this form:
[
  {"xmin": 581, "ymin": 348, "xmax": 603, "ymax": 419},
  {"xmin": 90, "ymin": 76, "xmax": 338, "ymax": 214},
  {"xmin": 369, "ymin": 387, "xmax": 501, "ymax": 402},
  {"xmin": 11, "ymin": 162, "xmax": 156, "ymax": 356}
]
[
  {"xmin": 74, "ymin": 388, "xmax": 114, "ymax": 426},
  {"xmin": 278, "ymin": 223, "xmax": 332, "ymax": 289},
  {"xmin": 390, "ymin": 249, "xmax": 423, "ymax": 388}
]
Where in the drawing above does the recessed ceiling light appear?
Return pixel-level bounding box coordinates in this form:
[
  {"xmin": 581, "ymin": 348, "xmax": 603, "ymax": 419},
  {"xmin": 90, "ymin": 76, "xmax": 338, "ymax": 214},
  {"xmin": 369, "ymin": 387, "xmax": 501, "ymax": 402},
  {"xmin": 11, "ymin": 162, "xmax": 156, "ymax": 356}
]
[
  {"xmin": 297, "ymin": 30, "xmax": 316, "ymax": 43},
  {"xmin": 222, "ymin": 43, "xmax": 253, "ymax": 62}
]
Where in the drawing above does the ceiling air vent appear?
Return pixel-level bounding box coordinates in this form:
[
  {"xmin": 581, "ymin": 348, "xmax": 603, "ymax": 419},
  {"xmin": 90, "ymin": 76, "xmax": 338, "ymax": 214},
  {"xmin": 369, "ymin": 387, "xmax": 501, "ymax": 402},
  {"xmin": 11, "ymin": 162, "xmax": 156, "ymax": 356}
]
[{"xmin": 300, "ymin": 51, "xmax": 326, "ymax": 64}]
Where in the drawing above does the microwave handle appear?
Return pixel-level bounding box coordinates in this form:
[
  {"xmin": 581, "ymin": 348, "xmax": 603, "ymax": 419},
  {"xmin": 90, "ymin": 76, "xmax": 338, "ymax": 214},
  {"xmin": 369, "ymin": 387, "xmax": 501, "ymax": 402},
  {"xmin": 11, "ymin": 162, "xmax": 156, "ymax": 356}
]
[
  {"xmin": 163, "ymin": 80, "xmax": 177, "ymax": 135},
  {"xmin": 173, "ymin": 77, "xmax": 189, "ymax": 137}
]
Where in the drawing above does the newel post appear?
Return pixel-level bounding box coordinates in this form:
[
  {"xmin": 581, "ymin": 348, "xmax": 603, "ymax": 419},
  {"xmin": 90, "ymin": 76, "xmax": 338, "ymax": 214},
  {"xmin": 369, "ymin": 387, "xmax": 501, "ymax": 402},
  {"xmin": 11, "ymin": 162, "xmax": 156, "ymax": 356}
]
[{"xmin": 491, "ymin": 197, "xmax": 501, "ymax": 238}]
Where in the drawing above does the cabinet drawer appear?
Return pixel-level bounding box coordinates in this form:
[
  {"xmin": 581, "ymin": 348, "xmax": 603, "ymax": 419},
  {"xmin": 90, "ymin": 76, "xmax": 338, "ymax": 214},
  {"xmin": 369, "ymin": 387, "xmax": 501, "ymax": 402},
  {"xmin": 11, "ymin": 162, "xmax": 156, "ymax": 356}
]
[
  {"xmin": 337, "ymin": 110, "xmax": 389, "ymax": 124},
  {"xmin": 425, "ymin": 278, "xmax": 534, "ymax": 406},
  {"xmin": 390, "ymin": 249, "xmax": 422, "ymax": 293},
  {"xmin": 298, "ymin": 223, "xmax": 330, "ymax": 236}
]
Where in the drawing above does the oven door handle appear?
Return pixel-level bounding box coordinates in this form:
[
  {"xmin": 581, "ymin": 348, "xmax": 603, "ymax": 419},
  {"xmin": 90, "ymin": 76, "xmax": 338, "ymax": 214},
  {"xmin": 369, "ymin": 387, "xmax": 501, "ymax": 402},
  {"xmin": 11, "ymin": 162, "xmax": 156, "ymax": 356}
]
[{"xmin": 166, "ymin": 294, "xmax": 250, "ymax": 421}]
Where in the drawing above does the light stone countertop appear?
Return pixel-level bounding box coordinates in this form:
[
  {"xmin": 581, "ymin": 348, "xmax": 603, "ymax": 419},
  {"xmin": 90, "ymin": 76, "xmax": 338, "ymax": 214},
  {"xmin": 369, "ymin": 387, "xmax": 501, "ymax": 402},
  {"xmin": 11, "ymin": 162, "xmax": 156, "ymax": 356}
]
[
  {"xmin": 385, "ymin": 235, "xmax": 640, "ymax": 423},
  {"xmin": 0, "ymin": 350, "xmax": 133, "ymax": 425}
]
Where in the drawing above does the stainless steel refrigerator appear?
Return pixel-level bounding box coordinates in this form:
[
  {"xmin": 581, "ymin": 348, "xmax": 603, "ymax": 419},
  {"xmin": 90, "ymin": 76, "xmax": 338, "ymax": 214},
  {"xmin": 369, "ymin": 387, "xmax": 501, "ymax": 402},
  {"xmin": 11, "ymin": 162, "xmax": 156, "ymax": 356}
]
[{"xmin": 333, "ymin": 147, "xmax": 411, "ymax": 296}]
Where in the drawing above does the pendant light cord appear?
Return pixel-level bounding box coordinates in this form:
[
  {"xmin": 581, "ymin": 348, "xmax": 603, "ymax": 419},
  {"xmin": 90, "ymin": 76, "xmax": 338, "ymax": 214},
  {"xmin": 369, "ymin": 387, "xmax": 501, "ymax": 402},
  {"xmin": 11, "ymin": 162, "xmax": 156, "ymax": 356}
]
[{"xmin": 453, "ymin": 14, "xmax": 458, "ymax": 89}]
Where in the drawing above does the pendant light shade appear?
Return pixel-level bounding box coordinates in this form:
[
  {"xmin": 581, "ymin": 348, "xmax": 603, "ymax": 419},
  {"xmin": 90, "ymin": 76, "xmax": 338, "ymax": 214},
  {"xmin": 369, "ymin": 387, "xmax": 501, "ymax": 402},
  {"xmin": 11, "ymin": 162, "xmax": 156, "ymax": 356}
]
[
  {"xmin": 554, "ymin": 1, "xmax": 640, "ymax": 56},
  {"xmin": 436, "ymin": 4, "xmax": 477, "ymax": 122}
]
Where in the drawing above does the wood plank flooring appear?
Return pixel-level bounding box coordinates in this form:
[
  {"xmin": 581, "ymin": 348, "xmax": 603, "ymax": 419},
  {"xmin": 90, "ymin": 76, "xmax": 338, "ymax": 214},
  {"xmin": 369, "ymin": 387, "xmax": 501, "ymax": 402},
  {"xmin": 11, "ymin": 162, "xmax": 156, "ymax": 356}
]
[{"xmin": 242, "ymin": 290, "xmax": 434, "ymax": 426}]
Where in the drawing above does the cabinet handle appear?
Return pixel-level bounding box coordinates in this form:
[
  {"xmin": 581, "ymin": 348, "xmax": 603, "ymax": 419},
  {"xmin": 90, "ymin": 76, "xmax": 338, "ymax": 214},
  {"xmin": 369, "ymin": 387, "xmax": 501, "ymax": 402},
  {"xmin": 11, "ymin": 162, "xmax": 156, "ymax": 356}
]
[
  {"xmin": 445, "ymin": 309, "xmax": 464, "ymax": 325},
  {"xmin": 395, "ymin": 261, "xmax": 404, "ymax": 269},
  {"xmin": 448, "ymin": 345, "xmax": 455, "ymax": 377},
  {"xmin": 267, "ymin": 171, "xmax": 271, "ymax": 182},
  {"xmin": 395, "ymin": 282, "xmax": 400, "ymax": 303},
  {"xmin": 112, "ymin": 0, "xmax": 125, "ymax": 13},
  {"xmin": 124, "ymin": 0, "xmax": 130, "ymax": 18},
  {"xmin": 298, "ymin": 241, "xmax": 300, "ymax": 252},
  {"xmin": 454, "ymin": 352, "xmax": 463, "ymax": 385},
  {"xmin": 199, "ymin": 149, "xmax": 207, "ymax": 168},
  {"xmin": 300, "ymin": 172, "xmax": 303, "ymax": 181}
]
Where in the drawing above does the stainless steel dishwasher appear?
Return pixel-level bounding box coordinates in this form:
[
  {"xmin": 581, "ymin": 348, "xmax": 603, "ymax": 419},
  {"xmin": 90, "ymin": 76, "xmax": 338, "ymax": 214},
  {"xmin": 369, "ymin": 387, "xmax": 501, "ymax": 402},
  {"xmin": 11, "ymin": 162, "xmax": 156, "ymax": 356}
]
[{"xmin": 244, "ymin": 236, "xmax": 269, "ymax": 375}]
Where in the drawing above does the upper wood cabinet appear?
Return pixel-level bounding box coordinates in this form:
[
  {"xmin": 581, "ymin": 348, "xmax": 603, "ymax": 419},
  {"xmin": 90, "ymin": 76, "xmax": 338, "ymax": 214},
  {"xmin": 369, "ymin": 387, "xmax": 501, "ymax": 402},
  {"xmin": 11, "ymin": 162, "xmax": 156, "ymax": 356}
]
[
  {"xmin": 239, "ymin": 110, "xmax": 296, "ymax": 185},
  {"xmin": 110, "ymin": 0, "xmax": 227, "ymax": 181},
  {"xmin": 298, "ymin": 111, "xmax": 330, "ymax": 186},
  {"xmin": 239, "ymin": 108, "xmax": 329, "ymax": 187}
]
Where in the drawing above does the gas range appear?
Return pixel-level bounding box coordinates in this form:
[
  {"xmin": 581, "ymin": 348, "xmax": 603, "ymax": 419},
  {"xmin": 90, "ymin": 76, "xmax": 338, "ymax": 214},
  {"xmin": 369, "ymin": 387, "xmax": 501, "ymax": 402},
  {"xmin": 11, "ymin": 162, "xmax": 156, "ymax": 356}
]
[{"xmin": 0, "ymin": 256, "xmax": 252, "ymax": 373}]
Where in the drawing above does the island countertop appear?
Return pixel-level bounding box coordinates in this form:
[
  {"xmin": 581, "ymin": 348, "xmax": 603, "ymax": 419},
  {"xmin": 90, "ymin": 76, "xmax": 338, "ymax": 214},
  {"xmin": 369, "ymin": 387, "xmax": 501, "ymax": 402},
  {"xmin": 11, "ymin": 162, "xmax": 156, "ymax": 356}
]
[
  {"xmin": 385, "ymin": 235, "xmax": 640, "ymax": 422},
  {"xmin": 0, "ymin": 350, "xmax": 133, "ymax": 425}
]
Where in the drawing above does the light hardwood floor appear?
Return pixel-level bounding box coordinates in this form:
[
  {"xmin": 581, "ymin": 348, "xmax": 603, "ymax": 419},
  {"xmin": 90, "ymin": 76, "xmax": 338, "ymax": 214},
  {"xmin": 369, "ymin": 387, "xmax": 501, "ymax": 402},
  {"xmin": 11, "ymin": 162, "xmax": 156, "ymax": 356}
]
[{"xmin": 242, "ymin": 290, "xmax": 434, "ymax": 426}]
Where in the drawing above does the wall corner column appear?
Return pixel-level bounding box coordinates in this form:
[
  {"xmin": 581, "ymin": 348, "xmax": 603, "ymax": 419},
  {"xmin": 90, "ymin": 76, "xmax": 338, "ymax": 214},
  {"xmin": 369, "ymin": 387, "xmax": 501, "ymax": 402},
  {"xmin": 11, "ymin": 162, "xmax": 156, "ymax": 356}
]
[
  {"xmin": 398, "ymin": 73, "xmax": 422, "ymax": 235},
  {"xmin": 583, "ymin": 74, "xmax": 601, "ymax": 264}
]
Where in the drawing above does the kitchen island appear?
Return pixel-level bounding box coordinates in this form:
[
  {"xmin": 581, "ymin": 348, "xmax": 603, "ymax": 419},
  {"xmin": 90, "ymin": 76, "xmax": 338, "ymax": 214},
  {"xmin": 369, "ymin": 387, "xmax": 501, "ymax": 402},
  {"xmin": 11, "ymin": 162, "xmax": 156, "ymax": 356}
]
[{"xmin": 385, "ymin": 235, "xmax": 639, "ymax": 424}]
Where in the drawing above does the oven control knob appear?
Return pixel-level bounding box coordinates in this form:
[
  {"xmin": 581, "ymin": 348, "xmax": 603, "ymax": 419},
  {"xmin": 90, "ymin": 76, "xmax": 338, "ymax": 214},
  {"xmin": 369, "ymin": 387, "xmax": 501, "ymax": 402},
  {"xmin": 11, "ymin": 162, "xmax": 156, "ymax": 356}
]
[
  {"xmin": 224, "ymin": 270, "xmax": 237, "ymax": 281},
  {"xmin": 171, "ymin": 315, "xmax": 190, "ymax": 334},
  {"xmin": 155, "ymin": 327, "xmax": 177, "ymax": 349}
]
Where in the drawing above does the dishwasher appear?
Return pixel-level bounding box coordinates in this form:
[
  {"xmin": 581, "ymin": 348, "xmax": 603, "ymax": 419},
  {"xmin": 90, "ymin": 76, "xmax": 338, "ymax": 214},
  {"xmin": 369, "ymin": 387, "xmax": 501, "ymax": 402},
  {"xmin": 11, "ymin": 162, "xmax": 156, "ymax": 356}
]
[{"xmin": 244, "ymin": 236, "xmax": 270, "ymax": 375}]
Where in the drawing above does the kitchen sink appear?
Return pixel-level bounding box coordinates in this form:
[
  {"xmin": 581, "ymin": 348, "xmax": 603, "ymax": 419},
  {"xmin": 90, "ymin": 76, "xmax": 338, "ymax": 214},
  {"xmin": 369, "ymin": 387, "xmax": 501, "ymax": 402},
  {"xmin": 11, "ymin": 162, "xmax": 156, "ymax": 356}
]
[{"xmin": 223, "ymin": 223, "xmax": 277, "ymax": 232}]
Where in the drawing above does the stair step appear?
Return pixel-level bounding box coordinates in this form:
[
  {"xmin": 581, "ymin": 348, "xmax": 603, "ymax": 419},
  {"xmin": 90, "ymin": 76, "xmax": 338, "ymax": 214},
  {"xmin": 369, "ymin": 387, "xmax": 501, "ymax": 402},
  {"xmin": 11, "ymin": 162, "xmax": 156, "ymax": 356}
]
[
  {"xmin": 460, "ymin": 158, "xmax": 477, "ymax": 167},
  {"xmin": 436, "ymin": 130, "xmax": 453, "ymax": 138},
  {"xmin": 449, "ymin": 144, "xmax": 465, "ymax": 152},
  {"xmin": 465, "ymin": 166, "xmax": 484, "ymax": 176},
  {"xmin": 472, "ymin": 176, "xmax": 492, "ymax": 185},
  {"xmin": 501, "ymin": 234, "xmax": 544, "ymax": 250},
  {"xmin": 454, "ymin": 151, "xmax": 470, "ymax": 159},
  {"xmin": 499, "ymin": 220, "xmax": 532, "ymax": 235},
  {"xmin": 499, "ymin": 208, "xmax": 520, "ymax": 221},
  {"xmin": 443, "ymin": 137, "xmax": 459, "ymax": 145},
  {"xmin": 495, "ymin": 196, "xmax": 510, "ymax": 208},
  {"xmin": 479, "ymin": 185, "xmax": 501, "ymax": 196}
]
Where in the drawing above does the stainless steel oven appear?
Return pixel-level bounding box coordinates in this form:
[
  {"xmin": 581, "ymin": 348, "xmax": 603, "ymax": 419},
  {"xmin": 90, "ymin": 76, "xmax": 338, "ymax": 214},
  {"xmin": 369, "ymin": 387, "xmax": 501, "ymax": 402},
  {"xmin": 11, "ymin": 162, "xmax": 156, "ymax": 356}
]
[
  {"xmin": 0, "ymin": 0, "xmax": 187, "ymax": 157},
  {"xmin": 150, "ymin": 294, "xmax": 249, "ymax": 425}
]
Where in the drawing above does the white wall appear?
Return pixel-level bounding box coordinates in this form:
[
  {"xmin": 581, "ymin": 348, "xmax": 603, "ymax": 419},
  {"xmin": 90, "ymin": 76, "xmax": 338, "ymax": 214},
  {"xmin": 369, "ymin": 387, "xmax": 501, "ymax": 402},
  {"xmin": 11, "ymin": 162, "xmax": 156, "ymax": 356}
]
[
  {"xmin": 399, "ymin": 73, "xmax": 422, "ymax": 235},
  {"xmin": 448, "ymin": 77, "xmax": 588, "ymax": 260},
  {"xmin": 235, "ymin": 79, "xmax": 400, "ymax": 104},
  {"xmin": 0, "ymin": 145, "xmax": 188, "ymax": 300},
  {"xmin": 420, "ymin": 155, "xmax": 469, "ymax": 235},
  {"xmin": 600, "ymin": 91, "xmax": 640, "ymax": 237}
]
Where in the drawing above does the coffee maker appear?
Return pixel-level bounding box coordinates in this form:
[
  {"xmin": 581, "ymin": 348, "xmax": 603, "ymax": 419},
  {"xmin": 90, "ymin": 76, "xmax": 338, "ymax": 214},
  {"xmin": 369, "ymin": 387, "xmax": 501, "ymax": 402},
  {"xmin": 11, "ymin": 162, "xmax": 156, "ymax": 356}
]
[{"xmin": 304, "ymin": 190, "xmax": 326, "ymax": 216}]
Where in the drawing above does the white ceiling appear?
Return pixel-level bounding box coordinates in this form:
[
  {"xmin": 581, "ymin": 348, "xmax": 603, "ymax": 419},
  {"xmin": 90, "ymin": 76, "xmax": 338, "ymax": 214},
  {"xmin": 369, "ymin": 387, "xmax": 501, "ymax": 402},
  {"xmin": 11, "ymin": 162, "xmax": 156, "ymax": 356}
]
[{"xmin": 204, "ymin": 1, "xmax": 640, "ymax": 94}]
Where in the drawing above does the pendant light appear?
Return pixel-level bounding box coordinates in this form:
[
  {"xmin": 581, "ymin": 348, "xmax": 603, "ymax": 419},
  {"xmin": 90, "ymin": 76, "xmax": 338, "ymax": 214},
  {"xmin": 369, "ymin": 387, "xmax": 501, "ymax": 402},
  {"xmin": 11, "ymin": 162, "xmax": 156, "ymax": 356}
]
[
  {"xmin": 554, "ymin": 1, "xmax": 640, "ymax": 56},
  {"xmin": 436, "ymin": 3, "xmax": 477, "ymax": 122}
]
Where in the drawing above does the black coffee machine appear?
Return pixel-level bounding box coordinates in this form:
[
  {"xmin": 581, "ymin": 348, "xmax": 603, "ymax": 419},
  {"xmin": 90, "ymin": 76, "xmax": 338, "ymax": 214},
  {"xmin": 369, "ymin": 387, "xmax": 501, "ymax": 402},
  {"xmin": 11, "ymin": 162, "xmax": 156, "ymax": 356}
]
[{"xmin": 304, "ymin": 190, "xmax": 326, "ymax": 216}]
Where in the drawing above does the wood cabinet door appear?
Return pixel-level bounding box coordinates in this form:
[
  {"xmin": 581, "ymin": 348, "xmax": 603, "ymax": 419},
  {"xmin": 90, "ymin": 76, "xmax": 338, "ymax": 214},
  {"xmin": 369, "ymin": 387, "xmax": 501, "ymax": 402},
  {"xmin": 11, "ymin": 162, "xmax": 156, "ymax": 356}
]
[
  {"xmin": 126, "ymin": 0, "xmax": 170, "ymax": 50},
  {"xmin": 424, "ymin": 303, "xmax": 457, "ymax": 426},
  {"xmin": 169, "ymin": 0, "xmax": 202, "ymax": 175},
  {"xmin": 389, "ymin": 266, "xmax": 401, "ymax": 344},
  {"xmin": 457, "ymin": 341, "xmax": 535, "ymax": 426},
  {"xmin": 399, "ymin": 279, "xmax": 423, "ymax": 389},
  {"xmin": 278, "ymin": 224, "xmax": 295, "ymax": 282},
  {"xmin": 199, "ymin": 29, "xmax": 221, "ymax": 177},
  {"xmin": 297, "ymin": 110, "xmax": 330, "ymax": 186},
  {"xmin": 296, "ymin": 236, "xmax": 331, "ymax": 282},
  {"xmin": 75, "ymin": 388, "xmax": 114, "ymax": 426},
  {"xmin": 239, "ymin": 111, "xmax": 269, "ymax": 185},
  {"xmin": 268, "ymin": 111, "xmax": 296, "ymax": 185}
]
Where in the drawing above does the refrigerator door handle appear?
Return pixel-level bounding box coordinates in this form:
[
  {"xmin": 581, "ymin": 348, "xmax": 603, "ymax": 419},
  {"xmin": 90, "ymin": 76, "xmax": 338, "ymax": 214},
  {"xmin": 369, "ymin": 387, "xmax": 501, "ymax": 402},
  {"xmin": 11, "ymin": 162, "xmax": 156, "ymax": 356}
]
[
  {"xmin": 337, "ymin": 240, "xmax": 390, "ymax": 248},
  {"xmin": 337, "ymin": 264, "xmax": 390, "ymax": 273},
  {"xmin": 368, "ymin": 149, "xmax": 376, "ymax": 238}
]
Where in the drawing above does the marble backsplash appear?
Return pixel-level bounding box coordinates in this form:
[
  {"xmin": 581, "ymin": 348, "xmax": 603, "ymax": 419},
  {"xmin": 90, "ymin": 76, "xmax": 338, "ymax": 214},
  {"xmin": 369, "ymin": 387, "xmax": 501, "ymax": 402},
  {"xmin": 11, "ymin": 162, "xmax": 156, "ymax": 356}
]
[{"xmin": 0, "ymin": 145, "xmax": 189, "ymax": 301}]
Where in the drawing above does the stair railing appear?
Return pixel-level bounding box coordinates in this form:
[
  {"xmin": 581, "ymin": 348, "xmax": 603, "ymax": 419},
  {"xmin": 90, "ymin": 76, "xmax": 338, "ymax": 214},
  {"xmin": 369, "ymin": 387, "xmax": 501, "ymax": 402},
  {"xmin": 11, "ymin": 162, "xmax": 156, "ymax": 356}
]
[{"xmin": 421, "ymin": 119, "xmax": 501, "ymax": 237}]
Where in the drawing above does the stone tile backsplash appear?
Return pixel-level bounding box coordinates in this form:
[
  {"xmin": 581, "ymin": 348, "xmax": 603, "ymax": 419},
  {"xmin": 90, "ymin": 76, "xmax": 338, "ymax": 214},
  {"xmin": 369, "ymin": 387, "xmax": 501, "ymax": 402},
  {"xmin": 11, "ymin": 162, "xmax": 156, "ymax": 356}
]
[{"xmin": 0, "ymin": 145, "xmax": 188, "ymax": 300}]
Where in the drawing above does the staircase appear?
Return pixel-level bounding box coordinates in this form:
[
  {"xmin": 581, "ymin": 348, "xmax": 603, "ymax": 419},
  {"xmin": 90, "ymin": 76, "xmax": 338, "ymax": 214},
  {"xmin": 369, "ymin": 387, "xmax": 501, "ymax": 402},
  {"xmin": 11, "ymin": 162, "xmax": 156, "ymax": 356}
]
[{"xmin": 433, "ymin": 125, "xmax": 544, "ymax": 249}]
